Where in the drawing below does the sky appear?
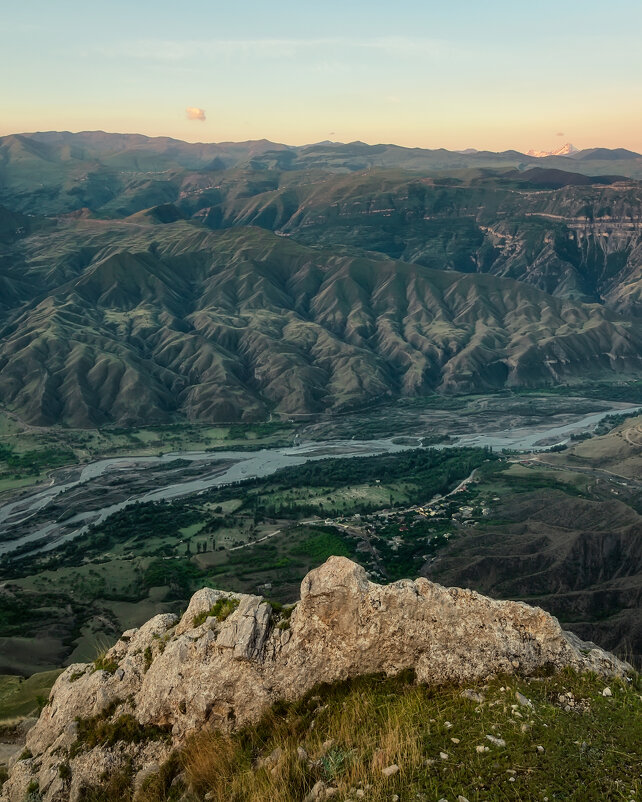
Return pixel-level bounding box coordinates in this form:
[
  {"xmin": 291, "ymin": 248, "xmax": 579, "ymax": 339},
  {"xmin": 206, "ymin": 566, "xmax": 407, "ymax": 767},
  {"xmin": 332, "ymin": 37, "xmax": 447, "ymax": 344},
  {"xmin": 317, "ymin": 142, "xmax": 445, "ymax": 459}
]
[{"xmin": 1, "ymin": 0, "xmax": 641, "ymax": 152}]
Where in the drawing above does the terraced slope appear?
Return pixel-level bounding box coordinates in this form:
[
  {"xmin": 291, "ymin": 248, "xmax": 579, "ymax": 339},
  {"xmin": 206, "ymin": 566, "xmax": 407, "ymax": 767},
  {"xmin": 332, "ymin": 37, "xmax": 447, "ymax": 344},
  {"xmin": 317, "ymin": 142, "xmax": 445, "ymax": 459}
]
[{"xmin": 176, "ymin": 168, "xmax": 642, "ymax": 314}]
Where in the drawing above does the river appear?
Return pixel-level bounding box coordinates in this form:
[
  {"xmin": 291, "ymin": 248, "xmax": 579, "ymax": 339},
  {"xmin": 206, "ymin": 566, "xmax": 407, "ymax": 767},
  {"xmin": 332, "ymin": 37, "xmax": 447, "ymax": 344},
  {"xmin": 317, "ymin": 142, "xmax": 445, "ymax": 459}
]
[{"xmin": 0, "ymin": 403, "xmax": 639, "ymax": 558}]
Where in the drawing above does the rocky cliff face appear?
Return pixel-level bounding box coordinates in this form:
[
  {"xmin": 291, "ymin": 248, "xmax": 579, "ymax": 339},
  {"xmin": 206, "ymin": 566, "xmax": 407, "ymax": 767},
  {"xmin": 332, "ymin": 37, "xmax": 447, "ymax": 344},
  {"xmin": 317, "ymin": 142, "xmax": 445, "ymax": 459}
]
[{"xmin": 1, "ymin": 557, "xmax": 629, "ymax": 802}]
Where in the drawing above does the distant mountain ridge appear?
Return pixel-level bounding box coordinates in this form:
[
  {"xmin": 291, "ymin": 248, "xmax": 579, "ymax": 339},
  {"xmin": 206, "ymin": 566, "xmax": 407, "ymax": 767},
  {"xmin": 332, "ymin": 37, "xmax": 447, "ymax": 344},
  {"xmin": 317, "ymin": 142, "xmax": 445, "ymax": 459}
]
[
  {"xmin": 1, "ymin": 131, "xmax": 642, "ymax": 426},
  {"xmin": 1, "ymin": 131, "xmax": 641, "ymax": 224},
  {"xmin": 572, "ymin": 147, "xmax": 642, "ymax": 161},
  {"xmin": 1, "ymin": 131, "xmax": 640, "ymax": 193}
]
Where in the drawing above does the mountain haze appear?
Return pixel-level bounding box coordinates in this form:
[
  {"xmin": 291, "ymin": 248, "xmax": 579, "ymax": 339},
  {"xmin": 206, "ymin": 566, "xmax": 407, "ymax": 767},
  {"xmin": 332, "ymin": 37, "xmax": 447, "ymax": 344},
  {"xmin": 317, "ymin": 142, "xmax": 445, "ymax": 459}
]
[{"xmin": 2, "ymin": 131, "xmax": 642, "ymax": 217}]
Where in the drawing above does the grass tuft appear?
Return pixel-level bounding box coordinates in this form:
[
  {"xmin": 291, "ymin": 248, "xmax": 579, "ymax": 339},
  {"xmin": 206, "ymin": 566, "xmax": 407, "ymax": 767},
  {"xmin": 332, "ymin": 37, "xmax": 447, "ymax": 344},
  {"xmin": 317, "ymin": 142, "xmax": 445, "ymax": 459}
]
[
  {"xmin": 192, "ymin": 597, "xmax": 239, "ymax": 628},
  {"xmin": 92, "ymin": 638, "xmax": 120, "ymax": 675},
  {"xmin": 71, "ymin": 703, "xmax": 171, "ymax": 758},
  {"xmin": 92, "ymin": 655, "xmax": 119, "ymax": 674}
]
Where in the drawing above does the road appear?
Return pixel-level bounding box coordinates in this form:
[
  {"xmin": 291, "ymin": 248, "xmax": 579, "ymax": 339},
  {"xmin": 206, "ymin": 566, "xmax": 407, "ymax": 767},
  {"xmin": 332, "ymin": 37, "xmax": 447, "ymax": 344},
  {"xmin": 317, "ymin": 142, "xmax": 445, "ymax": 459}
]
[{"xmin": 229, "ymin": 530, "xmax": 281, "ymax": 552}]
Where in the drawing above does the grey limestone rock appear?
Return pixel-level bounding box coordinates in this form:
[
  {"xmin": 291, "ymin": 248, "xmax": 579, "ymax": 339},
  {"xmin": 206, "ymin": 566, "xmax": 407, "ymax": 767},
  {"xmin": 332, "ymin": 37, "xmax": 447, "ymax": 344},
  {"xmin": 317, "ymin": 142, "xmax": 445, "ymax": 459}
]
[{"xmin": 0, "ymin": 557, "xmax": 629, "ymax": 802}]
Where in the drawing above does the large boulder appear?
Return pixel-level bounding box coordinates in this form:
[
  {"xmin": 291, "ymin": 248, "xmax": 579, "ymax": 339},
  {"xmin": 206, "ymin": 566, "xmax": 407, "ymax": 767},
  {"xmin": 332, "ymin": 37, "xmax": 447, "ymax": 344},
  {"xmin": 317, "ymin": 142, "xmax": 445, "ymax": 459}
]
[{"xmin": 0, "ymin": 557, "xmax": 629, "ymax": 802}]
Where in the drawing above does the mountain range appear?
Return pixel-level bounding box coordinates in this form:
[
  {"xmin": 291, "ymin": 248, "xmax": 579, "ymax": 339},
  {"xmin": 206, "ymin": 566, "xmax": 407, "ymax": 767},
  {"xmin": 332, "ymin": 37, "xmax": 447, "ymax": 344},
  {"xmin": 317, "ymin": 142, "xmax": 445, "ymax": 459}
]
[
  {"xmin": 1, "ymin": 131, "xmax": 641, "ymax": 426},
  {"xmin": 2, "ymin": 131, "xmax": 642, "ymax": 217}
]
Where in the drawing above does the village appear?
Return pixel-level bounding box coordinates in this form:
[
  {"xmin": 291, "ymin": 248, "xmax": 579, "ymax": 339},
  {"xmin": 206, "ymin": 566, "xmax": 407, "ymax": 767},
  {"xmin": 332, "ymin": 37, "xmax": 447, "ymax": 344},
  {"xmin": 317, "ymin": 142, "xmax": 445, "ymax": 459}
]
[{"xmin": 308, "ymin": 472, "xmax": 500, "ymax": 581}]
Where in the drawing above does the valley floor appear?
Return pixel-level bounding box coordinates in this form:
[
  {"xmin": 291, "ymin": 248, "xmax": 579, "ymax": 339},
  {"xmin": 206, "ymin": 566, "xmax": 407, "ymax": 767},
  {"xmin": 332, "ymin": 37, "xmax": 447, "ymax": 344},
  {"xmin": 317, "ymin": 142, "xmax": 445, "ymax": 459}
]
[{"xmin": 0, "ymin": 395, "xmax": 641, "ymax": 719}]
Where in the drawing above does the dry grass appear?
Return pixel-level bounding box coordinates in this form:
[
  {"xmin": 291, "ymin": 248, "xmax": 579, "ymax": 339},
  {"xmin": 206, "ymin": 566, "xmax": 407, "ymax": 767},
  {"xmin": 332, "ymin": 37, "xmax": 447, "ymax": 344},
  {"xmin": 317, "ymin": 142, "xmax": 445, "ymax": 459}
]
[
  {"xmin": 151, "ymin": 674, "xmax": 426, "ymax": 802},
  {"xmin": 92, "ymin": 649, "xmax": 119, "ymax": 674},
  {"xmin": 115, "ymin": 670, "xmax": 642, "ymax": 802}
]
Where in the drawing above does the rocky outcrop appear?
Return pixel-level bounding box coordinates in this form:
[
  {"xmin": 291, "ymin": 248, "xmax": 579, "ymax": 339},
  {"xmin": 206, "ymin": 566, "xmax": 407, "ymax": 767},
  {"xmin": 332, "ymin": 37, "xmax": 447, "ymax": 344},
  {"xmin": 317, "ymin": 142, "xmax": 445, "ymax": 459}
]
[{"xmin": 1, "ymin": 557, "xmax": 629, "ymax": 802}]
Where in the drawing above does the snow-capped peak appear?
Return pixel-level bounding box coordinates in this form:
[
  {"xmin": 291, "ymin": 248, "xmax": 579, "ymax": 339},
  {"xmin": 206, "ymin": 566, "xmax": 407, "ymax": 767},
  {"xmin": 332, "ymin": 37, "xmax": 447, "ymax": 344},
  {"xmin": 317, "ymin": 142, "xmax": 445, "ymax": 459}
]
[{"xmin": 527, "ymin": 143, "xmax": 579, "ymax": 158}]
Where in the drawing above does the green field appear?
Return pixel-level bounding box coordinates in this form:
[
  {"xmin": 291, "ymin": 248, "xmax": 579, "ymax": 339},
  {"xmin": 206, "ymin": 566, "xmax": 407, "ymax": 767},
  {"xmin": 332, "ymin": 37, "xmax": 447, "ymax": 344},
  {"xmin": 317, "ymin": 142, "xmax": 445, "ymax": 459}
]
[{"xmin": 0, "ymin": 670, "xmax": 62, "ymax": 723}]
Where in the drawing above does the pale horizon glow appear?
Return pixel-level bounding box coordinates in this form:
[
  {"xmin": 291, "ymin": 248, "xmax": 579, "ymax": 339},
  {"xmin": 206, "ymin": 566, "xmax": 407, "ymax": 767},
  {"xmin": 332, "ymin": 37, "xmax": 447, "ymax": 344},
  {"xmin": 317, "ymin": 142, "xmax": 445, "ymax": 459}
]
[{"xmin": 2, "ymin": 1, "xmax": 642, "ymax": 153}]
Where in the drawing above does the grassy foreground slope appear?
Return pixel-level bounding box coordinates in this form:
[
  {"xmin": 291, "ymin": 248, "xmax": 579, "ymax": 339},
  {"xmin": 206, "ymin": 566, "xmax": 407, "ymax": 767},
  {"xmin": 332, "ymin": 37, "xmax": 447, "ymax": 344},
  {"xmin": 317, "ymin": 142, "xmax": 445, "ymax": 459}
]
[{"xmin": 81, "ymin": 670, "xmax": 641, "ymax": 802}]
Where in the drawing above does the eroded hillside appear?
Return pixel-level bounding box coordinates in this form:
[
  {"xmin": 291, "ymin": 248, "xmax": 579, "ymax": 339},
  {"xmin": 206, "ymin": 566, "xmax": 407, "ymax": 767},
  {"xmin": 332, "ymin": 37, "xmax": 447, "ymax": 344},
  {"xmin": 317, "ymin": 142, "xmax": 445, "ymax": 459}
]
[{"xmin": 1, "ymin": 224, "xmax": 641, "ymax": 426}]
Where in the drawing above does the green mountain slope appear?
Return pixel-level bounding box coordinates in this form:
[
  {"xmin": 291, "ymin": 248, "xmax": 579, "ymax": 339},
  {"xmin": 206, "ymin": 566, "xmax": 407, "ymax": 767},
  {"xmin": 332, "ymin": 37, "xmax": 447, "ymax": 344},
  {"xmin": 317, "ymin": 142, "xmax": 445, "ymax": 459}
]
[
  {"xmin": 1, "ymin": 132, "xmax": 641, "ymax": 427},
  {"xmin": 1, "ymin": 224, "xmax": 640, "ymax": 426},
  {"xmin": 179, "ymin": 168, "xmax": 642, "ymax": 314}
]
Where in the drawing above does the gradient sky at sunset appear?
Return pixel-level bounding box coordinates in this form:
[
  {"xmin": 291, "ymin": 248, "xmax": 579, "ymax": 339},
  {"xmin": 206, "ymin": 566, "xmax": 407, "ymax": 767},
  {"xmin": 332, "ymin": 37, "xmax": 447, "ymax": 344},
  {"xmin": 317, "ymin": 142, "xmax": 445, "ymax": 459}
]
[{"xmin": 2, "ymin": 0, "xmax": 641, "ymax": 152}]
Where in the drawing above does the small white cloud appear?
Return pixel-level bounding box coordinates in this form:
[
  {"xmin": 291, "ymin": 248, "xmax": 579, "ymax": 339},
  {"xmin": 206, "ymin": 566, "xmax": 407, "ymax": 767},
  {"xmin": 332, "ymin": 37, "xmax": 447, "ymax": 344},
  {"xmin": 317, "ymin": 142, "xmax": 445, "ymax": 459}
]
[{"xmin": 186, "ymin": 107, "xmax": 206, "ymax": 121}]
